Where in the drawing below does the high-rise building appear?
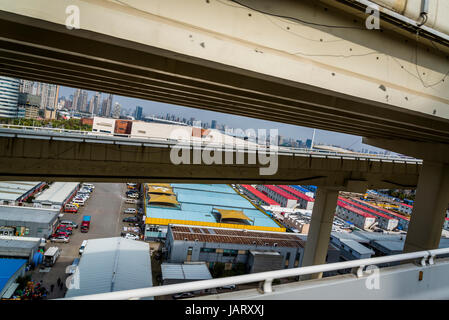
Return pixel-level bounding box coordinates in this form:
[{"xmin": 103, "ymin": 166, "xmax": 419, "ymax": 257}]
[
  {"xmin": 18, "ymin": 93, "xmax": 41, "ymax": 119},
  {"xmin": 101, "ymin": 94, "xmax": 113, "ymax": 117},
  {"xmin": 19, "ymin": 80, "xmax": 34, "ymax": 94},
  {"xmin": 305, "ymin": 139, "xmax": 313, "ymax": 149},
  {"xmin": 0, "ymin": 76, "xmax": 21, "ymax": 118},
  {"xmin": 73, "ymin": 89, "xmax": 81, "ymax": 111},
  {"xmin": 80, "ymin": 90, "xmax": 88, "ymax": 112},
  {"xmin": 19, "ymin": 80, "xmax": 59, "ymax": 110},
  {"xmin": 211, "ymin": 120, "xmax": 217, "ymax": 129},
  {"xmin": 112, "ymin": 102, "xmax": 121, "ymax": 119},
  {"xmin": 93, "ymin": 92, "xmax": 101, "ymax": 115},
  {"xmin": 135, "ymin": 106, "xmax": 143, "ymax": 120},
  {"xmin": 35, "ymin": 82, "xmax": 59, "ymax": 110},
  {"xmin": 88, "ymin": 96, "xmax": 94, "ymax": 114}
]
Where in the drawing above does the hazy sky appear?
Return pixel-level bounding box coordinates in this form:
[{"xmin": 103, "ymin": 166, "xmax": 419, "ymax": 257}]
[{"xmin": 59, "ymin": 86, "xmax": 386, "ymax": 152}]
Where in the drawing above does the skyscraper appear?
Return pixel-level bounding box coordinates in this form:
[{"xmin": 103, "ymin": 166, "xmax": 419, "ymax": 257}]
[
  {"xmin": 101, "ymin": 94, "xmax": 113, "ymax": 117},
  {"xmin": 80, "ymin": 90, "xmax": 88, "ymax": 112},
  {"xmin": 211, "ymin": 120, "xmax": 217, "ymax": 129},
  {"xmin": 0, "ymin": 76, "xmax": 20, "ymax": 118},
  {"xmin": 19, "ymin": 80, "xmax": 59, "ymax": 110},
  {"xmin": 93, "ymin": 92, "xmax": 101, "ymax": 115},
  {"xmin": 19, "ymin": 80, "xmax": 34, "ymax": 94},
  {"xmin": 72, "ymin": 89, "xmax": 81, "ymax": 111},
  {"xmin": 112, "ymin": 102, "xmax": 121, "ymax": 119},
  {"xmin": 135, "ymin": 106, "xmax": 143, "ymax": 120}
]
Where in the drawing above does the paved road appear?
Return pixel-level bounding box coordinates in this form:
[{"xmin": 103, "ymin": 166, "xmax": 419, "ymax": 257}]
[{"xmin": 29, "ymin": 183, "xmax": 129, "ymax": 299}]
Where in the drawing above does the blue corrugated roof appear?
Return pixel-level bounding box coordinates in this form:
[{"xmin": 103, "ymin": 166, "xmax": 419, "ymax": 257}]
[
  {"xmin": 0, "ymin": 258, "xmax": 27, "ymax": 291},
  {"xmin": 146, "ymin": 184, "xmax": 280, "ymax": 228}
]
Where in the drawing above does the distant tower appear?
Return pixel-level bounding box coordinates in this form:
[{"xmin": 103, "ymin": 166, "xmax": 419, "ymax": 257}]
[
  {"xmin": 112, "ymin": 102, "xmax": 121, "ymax": 119},
  {"xmin": 135, "ymin": 106, "xmax": 143, "ymax": 120},
  {"xmin": 0, "ymin": 76, "xmax": 20, "ymax": 118},
  {"xmin": 211, "ymin": 120, "xmax": 217, "ymax": 129},
  {"xmin": 92, "ymin": 92, "xmax": 101, "ymax": 115}
]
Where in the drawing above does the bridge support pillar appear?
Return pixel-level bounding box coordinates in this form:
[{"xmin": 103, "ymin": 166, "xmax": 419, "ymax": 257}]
[
  {"xmin": 301, "ymin": 187, "xmax": 339, "ymax": 279},
  {"xmin": 404, "ymin": 161, "xmax": 449, "ymax": 252}
]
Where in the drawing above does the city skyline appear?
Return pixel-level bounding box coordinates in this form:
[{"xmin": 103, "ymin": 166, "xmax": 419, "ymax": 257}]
[{"xmin": 58, "ymin": 86, "xmax": 387, "ymax": 153}]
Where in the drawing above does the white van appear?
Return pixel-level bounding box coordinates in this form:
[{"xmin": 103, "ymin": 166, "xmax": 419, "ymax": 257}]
[
  {"xmin": 79, "ymin": 240, "xmax": 88, "ymax": 255},
  {"xmin": 125, "ymin": 199, "xmax": 138, "ymax": 204},
  {"xmin": 43, "ymin": 247, "xmax": 61, "ymax": 267}
]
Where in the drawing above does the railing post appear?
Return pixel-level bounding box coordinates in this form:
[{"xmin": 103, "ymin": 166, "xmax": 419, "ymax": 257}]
[{"xmin": 263, "ymin": 278, "xmax": 273, "ymax": 293}]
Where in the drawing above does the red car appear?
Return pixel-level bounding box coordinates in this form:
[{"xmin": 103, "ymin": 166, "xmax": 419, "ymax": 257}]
[
  {"xmin": 52, "ymin": 231, "xmax": 70, "ymax": 238},
  {"xmin": 57, "ymin": 225, "xmax": 73, "ymax": 232}
]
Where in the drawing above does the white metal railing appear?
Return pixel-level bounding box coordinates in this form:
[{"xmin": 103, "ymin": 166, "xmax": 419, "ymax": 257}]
[
  {"xmin": 0, "ymin": 124, "xmax": 422, "ymax": 163},
  {"xmin": 61, "ymin": 247, "xmax": 449, "ymax": 300}
]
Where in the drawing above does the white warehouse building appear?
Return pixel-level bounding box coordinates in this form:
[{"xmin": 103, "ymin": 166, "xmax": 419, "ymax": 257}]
[{"xmin": 336, "ymin": 200, "xmax": 376, "ymax": 230}]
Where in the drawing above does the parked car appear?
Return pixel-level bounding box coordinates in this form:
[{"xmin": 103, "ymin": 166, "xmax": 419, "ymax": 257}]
[
  {"xmin": 50, "ymin": 235, "xmax": 69, "ymax": 243},
  {"xmin": 72, "ymin": 199, "xmax": 85, "ymax": 206},
  {"xmin": 82, "ymin": 183, "xmax": 95, "ymax": 189},
  {"xmin": 124, "ymin": 233, "xmax": 139, "ymax": 240},
  {"xmin": 79, "ymin": 240, "xmax": 88, "ymax": 255},
  {"xmin": 172, "ymin": 292, "xmax": 194, "ymax": 299},
  {"xmin": 51, "ymin": 230, "xmax": 70, "ymax": 238},
  {"xmin": 220, "ymin": 284, "xmax": 236, "ymax": 290},
  {"xmin": 60, "ymin": 220, "xmax": 78, "ymax": 228},
  {"xmin": 124, "ymin": 208, "xmax": 137, "ymax": 214},
  {"xmin": 57, "ymin": 226, "xmax": 72, "ymax": 235},
  {"xmin": 125, "ymin": 199, "xmax": 138, "ymax": 204},
  {"xmin": 128, "ymin": 193, "xmax": 139, "ymax": 199},
  {"xmin": 123, "ymin": 216, "xmax": 139, "ymax": 222}
]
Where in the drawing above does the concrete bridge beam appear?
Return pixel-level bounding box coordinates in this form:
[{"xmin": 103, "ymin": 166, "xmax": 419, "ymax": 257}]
[
  {"xmin": 404, "ymin": 161, "xmax": 449, "ymax": 252},
  {"xmin": 301, "ymin": 187, "xmax": 340, "ymax": 279}
]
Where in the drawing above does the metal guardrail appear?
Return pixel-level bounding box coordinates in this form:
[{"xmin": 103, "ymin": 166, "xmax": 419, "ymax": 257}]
[
  {"xmin": 0, "ymin": 124, "xmax": 422, "ymax": 163},
  {"xmin": 62, "ymin": 247, "xmax": 449, "ymax": 300}
]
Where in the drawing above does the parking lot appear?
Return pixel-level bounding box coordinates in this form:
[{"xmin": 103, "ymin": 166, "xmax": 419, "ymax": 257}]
[{"xmin": 29, "ymin": 182, "xmax": 144, "ymax": 299}]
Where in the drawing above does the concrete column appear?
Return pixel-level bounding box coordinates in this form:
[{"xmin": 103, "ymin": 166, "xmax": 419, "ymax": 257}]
[
  {"xmin": 404, "ymin": 162, "xmax": 449, "ymax": 252},
  {"xmin": 301, "ymin": 187, "xmax": 339, "ymax": 279}
]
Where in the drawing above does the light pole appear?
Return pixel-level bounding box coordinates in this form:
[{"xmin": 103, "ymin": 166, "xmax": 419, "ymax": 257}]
[{"xmin": 310, "ymin": 129, "xmax": 316, "ymax": 150}]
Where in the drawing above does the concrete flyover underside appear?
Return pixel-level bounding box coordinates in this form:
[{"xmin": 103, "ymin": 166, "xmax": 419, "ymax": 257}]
[
  {"xmin": 0, "ymin": 128, "xmax": 420, "ymax": 188},
  {"xmin": 0, "ymin": 0, "xmax": 449, "ymax": 145}
]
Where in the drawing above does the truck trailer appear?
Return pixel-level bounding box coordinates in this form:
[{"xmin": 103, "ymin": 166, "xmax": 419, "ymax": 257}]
[{"xmin": 81, "ymin": 215, "xmax": 91, "ymax": 233}]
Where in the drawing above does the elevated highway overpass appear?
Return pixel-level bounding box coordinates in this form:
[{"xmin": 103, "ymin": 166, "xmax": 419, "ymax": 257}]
[
  {"xmin": 0, "ymin": 125, "xmax": 421, "ymax": 188},
  {"xmin": 1, "ymin": 0, "xmax": 449, "ymax": 292},
  {"xmin": 0, "ymin": 0, "xmax": 449, "ymax": 145}
]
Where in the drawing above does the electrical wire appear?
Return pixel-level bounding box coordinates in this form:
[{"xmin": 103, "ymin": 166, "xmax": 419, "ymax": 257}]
[
  {"xmin": 114, "ymin": 0, "xmax": 449, "ymax": 88},
  {"xmin": 227, "ymin": 0, "xmax": 367, "ymax": 30}
]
